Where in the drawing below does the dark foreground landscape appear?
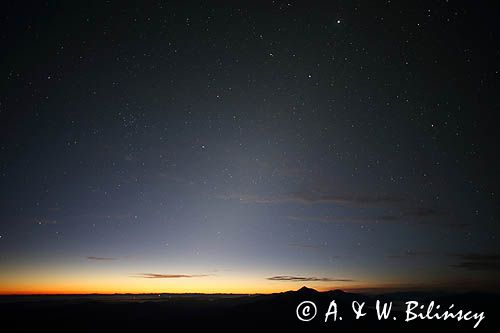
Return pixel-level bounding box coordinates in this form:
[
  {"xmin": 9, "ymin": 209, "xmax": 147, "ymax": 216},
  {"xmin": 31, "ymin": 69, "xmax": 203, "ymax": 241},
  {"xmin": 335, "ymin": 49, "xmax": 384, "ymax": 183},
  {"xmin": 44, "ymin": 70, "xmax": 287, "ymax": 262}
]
[{"xmin": 1, "ymin": 288, "xmax": 499, "ymax": 332}]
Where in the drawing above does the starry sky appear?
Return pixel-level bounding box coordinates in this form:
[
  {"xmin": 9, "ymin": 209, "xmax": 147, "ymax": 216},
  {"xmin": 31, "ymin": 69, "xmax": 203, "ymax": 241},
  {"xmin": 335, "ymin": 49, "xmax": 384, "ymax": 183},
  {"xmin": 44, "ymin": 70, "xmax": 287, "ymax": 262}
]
[{"xmin": 1, "ymin": 1, "xmax": 499, "ymax": 294}]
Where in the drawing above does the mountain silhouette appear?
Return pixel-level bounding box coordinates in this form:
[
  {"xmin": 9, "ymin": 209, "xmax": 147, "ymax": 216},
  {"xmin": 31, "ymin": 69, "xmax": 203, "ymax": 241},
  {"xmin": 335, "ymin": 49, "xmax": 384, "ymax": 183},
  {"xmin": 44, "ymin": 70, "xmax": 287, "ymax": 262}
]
[{"xmin": 297, "ymin": 286, "xmax": 319, "ymax": 294}]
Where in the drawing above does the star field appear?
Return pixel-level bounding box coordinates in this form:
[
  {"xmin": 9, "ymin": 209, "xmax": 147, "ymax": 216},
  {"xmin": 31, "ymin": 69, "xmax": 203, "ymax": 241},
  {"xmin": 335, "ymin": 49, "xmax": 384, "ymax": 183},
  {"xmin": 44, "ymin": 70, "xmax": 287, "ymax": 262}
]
[{"xmin": 0, "ymin": 1, "xmax": 499, "ymax": 293}]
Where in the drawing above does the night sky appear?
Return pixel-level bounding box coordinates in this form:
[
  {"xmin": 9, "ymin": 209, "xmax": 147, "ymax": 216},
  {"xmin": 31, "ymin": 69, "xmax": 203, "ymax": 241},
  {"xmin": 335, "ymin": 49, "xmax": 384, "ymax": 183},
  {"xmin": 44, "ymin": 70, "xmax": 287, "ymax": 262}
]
[{"xmin": 1, "ymin": 1, "xmax": 499, "ymax": 294}]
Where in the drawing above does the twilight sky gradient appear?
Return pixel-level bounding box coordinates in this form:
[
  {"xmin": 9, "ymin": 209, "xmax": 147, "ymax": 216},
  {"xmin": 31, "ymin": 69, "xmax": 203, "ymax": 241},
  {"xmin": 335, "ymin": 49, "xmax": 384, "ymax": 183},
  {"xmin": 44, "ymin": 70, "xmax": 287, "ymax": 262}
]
[{"xmin": 1, "ymin": 1, "xmax": 499, "ymax": 294}]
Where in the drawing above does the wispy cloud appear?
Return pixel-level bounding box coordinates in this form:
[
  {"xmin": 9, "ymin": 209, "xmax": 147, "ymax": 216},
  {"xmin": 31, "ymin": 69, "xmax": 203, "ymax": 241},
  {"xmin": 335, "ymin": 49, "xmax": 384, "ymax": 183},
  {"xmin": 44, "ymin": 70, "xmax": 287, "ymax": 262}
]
[
  {"xmin": 406, "ymin": 208, "xmax": 445, "ymax": 218},
  {"xmin": 450, "ymin": 253, "xmax": 500, "ymax": 272},
  {"xmin": 218, "ymin": 192, "xmax": 403, "ymax": 206},
  {"xmin": 287, "ymin": 215, "xmax": 343, "ymax": 224},
  {"xmin": 386, "ymin": 250, "xmax": 431, "ymax": 259},
  {"xmin": 267, "ymin": 275, "xmax": 354, "ymax": 282},
  {"xmin": 287, "ymin": 207, "xmax": 467, "ymax": 228},
  {"xmin": 87, "ymin": 256, "xmax": 117, "ymax": 261},
  {"xmin": 132, "ymin": 273, "xmax": 210, "ymax": 279},
  {"xmin": 34, "ymin": 218, "xmax": 58, "ymax": 225},
  {"xmin": 288, "ymin": 243, "xmax": 328, "ymax": 250},
  {"xmin": 287, "ymin": 214, "xmax": 400, "ymax": 225},
  {"xmin": 91, "ymin": 213, "xmax": 135, "ymax": 220}
]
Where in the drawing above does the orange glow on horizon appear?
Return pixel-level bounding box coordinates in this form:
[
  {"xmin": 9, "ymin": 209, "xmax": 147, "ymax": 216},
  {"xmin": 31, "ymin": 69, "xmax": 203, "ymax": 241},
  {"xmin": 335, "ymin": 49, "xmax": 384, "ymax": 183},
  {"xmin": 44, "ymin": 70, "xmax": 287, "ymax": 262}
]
[
  {"xmin": 0, "ymin": 265, "xmax": 372, "ymax": 295},
  {"xmin": 0, "ymin": 282, "xmax": 362, "ymax": 295},
  {"xmin": 0, "ymin": 275, "xmax": 369, "ymax": 295}
]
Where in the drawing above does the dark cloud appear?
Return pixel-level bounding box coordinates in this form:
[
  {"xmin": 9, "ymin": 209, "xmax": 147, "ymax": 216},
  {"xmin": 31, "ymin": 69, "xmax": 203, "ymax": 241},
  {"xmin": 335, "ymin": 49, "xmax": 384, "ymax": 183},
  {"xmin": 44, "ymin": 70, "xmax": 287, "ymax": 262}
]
[
  {"xmin": 87, "ymin": 256, "xmax": 117, "ymax": 261},
  {"xmin": 450, "ymin": 253, "xmax": 500, "ymax": 272},
  {"xmin": 267, "ymin": 275, "xmax": 354, "ymax": 282},
  {"xmin": 132, "ymin": 273, "xmax": 209, "ymax": 279},
  {"xmin": 451, "ymin": 262, "xmax": 500, "ymax": 272},
  {"xmin": 453, "ymin": 253, "xmax": 500, "ymax": 261}
]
